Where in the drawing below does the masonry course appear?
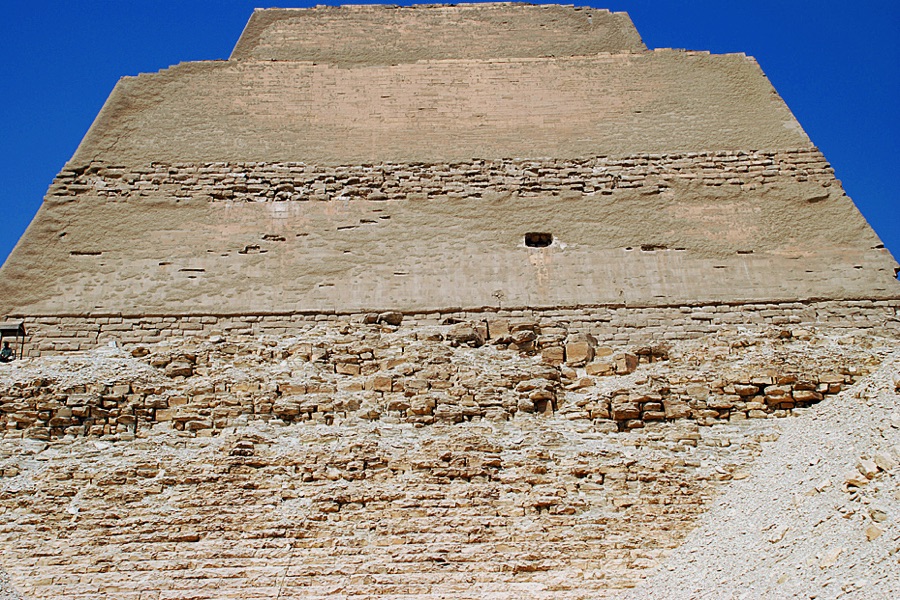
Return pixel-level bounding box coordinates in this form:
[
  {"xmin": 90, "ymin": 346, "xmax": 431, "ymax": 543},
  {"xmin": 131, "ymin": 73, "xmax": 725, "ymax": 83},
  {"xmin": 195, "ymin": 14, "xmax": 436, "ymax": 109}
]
[
  {"xmin": 231, "ymin": 4, "xmax": 647, "ymax": 63},
  {"xmin": 4, "ymin": 154, "xmax": 895, "ymax": 319}
]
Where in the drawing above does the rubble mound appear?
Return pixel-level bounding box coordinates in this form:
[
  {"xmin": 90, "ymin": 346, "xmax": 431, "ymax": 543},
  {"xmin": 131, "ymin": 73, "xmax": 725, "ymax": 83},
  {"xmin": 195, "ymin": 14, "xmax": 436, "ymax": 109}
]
[{"xmin": 0, "ymin": 326, "xmax": 896, "ymax": 599}]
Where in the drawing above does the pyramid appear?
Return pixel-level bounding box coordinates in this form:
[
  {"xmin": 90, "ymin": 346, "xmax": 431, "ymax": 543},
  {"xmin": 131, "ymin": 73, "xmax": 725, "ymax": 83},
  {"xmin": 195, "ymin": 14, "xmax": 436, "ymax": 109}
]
[
  {"xmin": 2, "ymin": 7, "xmax": 900, "ymax": 599},
  {"xmin": 1, "ymin": 2, "xmax": 897, "ymax": 353}
]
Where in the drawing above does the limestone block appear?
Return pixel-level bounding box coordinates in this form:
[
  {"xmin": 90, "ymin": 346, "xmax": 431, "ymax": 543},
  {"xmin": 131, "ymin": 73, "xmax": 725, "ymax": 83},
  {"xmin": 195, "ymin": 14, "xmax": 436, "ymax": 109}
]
[
  {"xmin": 272, "ymin": 399, "xmax": 301, "ymax": 419},
  {"xmin": 733, "ymin": 384, "xmax": 759, "ymax": 396},
  {"xmin": 565, "ymin": 341, "xmax": 594, "ymax": 366},
  {"xmin": 585, "ymin": 360, "xmax": 615, "ymax": 376},
  {"xmin": 487, "ymin": 319, "xmax": 510, "ymax": 339},
  {"xmin": 764, "ymin": 385, "xmax": 792, "ymax": 397},
  {"xmin": 614, "ymin": 353, "xmax": 639, "ymax": 375},
  {"xmin": 707, "ymin": 395, "xmax": 738, "ymax": 410},
  {"xmin": 409, "ymin": 396, "xmax": 436, "ymax": 416},
  {"xmin": 511, "ymin": 329, "xmax": 537, "ymax": 350},
  {"xmin": 792, "ymin": 390, "xmax": 823, "ymax": 403},
  {"xmin": 378, "ymin": 312, "xmax": 403, "ymax": 326},
  {"xmin": 611, "ymin": 401, "xmax": 640, "ymax": 421},
  {"xmin": 447, "ymin": 322, "xmax": 484, "ymax": 347},
  {"xmin": 541, "ymin": 346, "xmax": 565, "ymax": 366},
  {"xmin": 663, "ymin": 399, "xmax": 691, "ymax": 420},
  {"xmin": 529, "ymin": 389, "xmax": 554, "ymax": 403},
  {"xmin": 595, "ymin": 346, "xmax": 614, "ymax": 358},
  {"xmin": 335, "ymin": 363, "xmax": 360, "ymax": 376},
  {"xmin": 385, "ymin": 396, "xmax": 410, "ymax": 412},
  {"xmin": 357, "ymin": 401, "xmax": 381, "ymax": 420},
  {"xmin": 372, "ymin": 375, "xmax": 394, "ymax": 393},
  {"xmin": 434, "ymin": 403, "xmax": 463, "ymax": 423},
  {"xmin": 517, "ymin": 398, "xmax": 535, "ymax": 413},
  {"xmin": 164, "ymin": 361, "xmax": 193, "ymax": 378},
  {"xmin": 590, "ymin": 405, "xmax": 611, "ymax": 420}
]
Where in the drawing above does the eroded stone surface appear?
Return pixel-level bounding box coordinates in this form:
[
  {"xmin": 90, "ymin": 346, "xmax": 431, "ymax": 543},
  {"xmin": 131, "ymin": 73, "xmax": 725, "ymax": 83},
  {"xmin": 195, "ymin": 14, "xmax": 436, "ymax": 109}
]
[
  {"xmin": 231, "ymin": 4, "xmax": 647, "ymax": 63},
  {"xmin": 0, "ymin": 326, "xmax": 896, "ymax": 598}
]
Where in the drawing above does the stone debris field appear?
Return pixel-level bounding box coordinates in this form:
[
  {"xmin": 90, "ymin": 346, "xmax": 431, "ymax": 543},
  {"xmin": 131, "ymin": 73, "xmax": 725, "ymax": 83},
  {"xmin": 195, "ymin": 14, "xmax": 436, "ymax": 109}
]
[{"xmin": 0, "ymin": 319, "xmax": 897, "ymax": 598}]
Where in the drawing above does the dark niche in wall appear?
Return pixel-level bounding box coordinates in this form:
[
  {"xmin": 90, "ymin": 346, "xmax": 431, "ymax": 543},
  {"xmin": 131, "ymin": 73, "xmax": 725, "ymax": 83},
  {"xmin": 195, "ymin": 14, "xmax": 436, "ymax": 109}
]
[{"xmin": 525, "ymin": 232, "xmax": 552, "ymax": 248}]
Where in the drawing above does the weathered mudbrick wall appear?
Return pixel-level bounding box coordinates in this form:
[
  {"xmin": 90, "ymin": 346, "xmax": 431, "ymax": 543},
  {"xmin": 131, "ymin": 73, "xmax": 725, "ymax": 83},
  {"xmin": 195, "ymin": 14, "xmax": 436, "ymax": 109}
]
[
  {"xmin": 16, "ymin": 299, "xmax": 900, "ymax": 356},
  {"xmin": 48, "ymin": 149, "xmax": 834, "ymax": 203}
]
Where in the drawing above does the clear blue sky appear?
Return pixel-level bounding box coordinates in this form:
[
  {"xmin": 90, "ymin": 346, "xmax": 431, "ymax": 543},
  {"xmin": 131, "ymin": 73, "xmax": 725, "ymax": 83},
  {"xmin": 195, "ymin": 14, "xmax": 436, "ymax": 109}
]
[{"xmin": 1, "ymin": 1, "xmax": 897, "ymax": 265}]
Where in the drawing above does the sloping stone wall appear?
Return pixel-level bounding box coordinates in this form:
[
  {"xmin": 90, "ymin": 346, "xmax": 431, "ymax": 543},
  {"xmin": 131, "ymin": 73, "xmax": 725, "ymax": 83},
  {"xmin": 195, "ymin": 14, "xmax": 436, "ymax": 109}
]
[
  {"xmin": 8, "ymin": 146, "xmax": 896, "ymax": 317},
  {"xmin": 231, "ymin": 4, "xmax": 646, "ymax": 63},
  {"xmin": 0, "ymin": 324, "xmax": 891, "ymax": 598},
  {"xmin": 68, "ymin": 52, "xmax": 809, "ymax": 167},
  {"xmin": 0, "ymin": 416, "xmax": 771, "ymax": 599}
]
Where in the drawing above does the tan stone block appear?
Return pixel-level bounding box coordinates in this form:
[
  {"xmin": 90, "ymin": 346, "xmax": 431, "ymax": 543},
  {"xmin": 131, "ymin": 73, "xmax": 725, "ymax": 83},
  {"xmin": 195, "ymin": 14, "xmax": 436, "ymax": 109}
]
[
  {"xmin": 541, "ymin": 346, "xmax": 565, "ymax": 366},
  {"xmin": 373, "ymin": 375, "xmax": 394, "ymax": 393},
  {"xmin": 733, "ymin": 384, "xmax": 758, "ymax": 396},
  {"xmin": 614, "ymin": 353, "xmax": 639, "ymax": 374},
  {"xmin": 488, "ymin": 319, "xmax": 510, "ymax": 339},
  {"xmin": 335, "ymin": 363, "xmax": 360, "ymax": 376},
  {"xmin": 565, "ymin": 341, "xmax": 594, "ymax": 366},
  {"xmin": 409, "ymin": 396, "xmax": 436, "ymax": 416},
  {"xmin": 707, "ymin": 394, "xmax": 738, "ymax": 410},
  {"xmin": 663, "ymin": 399, "xmax": 691, "ymax": 420},
  {"xmin": 585, "ymin": 360, "xmax": 615, "ymax": 376},
  {"xmin": 642, "ymin": 411, "xmax": 667, "ymax": 421},
  {"xmin": 594, "ymin": 346, "xmax": 614, "ymax": 358},
  {"xmin": 792, "ymin": 390, "xmax": 823, "ymax": 403},
  {"xmin": 611, "ymin": 402, "xmax": 640, "ymax": 421}
]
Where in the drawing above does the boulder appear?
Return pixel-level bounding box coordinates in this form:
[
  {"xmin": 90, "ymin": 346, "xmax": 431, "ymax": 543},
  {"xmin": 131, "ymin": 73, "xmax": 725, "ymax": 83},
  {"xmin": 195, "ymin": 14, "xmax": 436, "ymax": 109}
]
[
  {"xmin": 614, "ymin": 353, "xmax": 639, "ymax": 375},
  {"xmin": 378, "ymin": 312, "xmax": 403, "ymax": 326}
]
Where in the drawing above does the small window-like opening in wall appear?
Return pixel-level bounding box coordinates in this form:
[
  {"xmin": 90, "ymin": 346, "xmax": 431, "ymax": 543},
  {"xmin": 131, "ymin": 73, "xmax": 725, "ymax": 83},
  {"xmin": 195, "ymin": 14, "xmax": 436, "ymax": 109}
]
[{"xmin": 525, "ymin": 232, "xmax": 553, "ymax": 248}]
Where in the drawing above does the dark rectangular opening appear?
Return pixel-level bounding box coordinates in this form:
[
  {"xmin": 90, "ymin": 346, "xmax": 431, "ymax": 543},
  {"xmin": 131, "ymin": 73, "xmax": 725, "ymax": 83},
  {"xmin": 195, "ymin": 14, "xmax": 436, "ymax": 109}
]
[{"xmin": 525, "ymin": 232, "xmax": 552, "ymax": 247}]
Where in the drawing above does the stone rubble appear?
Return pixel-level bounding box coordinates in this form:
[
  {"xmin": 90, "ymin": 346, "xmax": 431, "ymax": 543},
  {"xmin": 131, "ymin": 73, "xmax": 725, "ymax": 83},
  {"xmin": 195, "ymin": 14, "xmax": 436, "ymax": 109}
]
[
  {"xmin": 619, "ymin": 351, "xmax": 900, "ymax": 600},
  {"xmin": 0, "ymin": 326, "xmax": 895, "ymax": 598},
  {"xmin": 0, "ymin": 322, "xmax": 882, "ymax": 440}
]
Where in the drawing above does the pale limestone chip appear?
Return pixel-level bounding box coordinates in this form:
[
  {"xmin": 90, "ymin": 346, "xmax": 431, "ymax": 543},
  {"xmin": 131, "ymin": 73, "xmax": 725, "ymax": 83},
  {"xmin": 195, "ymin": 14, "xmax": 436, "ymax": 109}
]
[
  {"xmin": 767, "ymin": 525, "xmax": 789, "ymax": 544},
  {"xmin": 819, "ymin": 547, "xmax": 843, "ymax": 568},
  {"xmin": 865, "ymin": 524, "xmax": 884, "ymax": 541}
]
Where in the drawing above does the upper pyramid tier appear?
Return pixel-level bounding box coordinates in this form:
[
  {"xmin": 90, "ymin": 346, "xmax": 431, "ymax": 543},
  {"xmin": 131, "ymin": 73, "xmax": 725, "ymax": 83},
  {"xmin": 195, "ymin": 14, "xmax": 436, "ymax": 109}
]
[
  {"xmin": 1, "ymin": 3, "xmax": 897, "ymax": 329},
  {"xmin": 230, "ymin": 3, "xmax": 647, "ymax": 64},
  {"xmin": 68, "ymin": 51, "xmax": 811, "ymax": 167}
]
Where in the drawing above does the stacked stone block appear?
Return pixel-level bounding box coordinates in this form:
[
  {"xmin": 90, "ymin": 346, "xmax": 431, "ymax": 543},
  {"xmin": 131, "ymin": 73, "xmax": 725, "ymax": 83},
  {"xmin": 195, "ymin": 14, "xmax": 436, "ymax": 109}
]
[{"xmin": 1, "ymin": 320, "xmax": 883, "ymax": 441}]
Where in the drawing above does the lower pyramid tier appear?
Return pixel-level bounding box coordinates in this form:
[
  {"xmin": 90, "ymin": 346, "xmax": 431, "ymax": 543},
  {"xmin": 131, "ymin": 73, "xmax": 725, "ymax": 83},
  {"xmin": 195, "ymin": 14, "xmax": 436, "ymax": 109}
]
[{"xmin": 0, "ymin": 323, "xmax": 896, "ymax": 598}]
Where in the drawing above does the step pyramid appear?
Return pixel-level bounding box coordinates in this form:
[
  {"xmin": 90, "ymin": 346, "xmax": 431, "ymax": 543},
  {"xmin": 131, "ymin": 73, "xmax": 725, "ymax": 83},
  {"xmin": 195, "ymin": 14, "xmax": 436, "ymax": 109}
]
[{"xmin": 0, "ymin": 3, "xmax": 896, "ymax": 353}]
